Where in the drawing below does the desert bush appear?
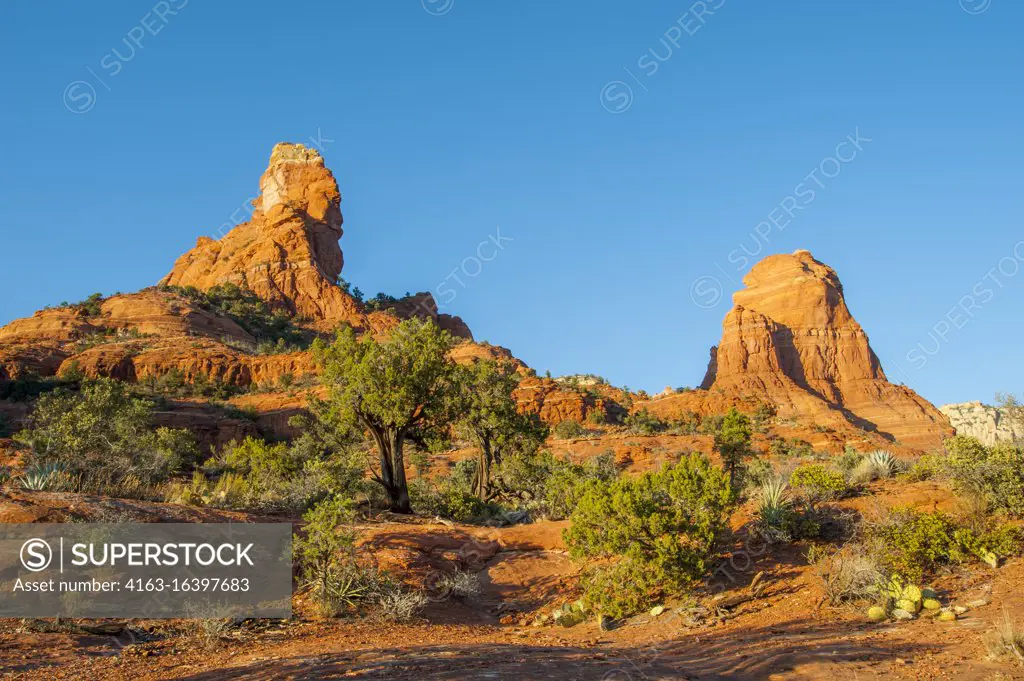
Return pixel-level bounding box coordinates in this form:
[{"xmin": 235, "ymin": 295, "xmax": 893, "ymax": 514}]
[
  {"xmin": 944, "ymin": 436, "xmax": 1024, "ymax": 517},
  {"xmin": 623, "ymin": 409, "xmax": 667, "ymax": 436},
  {"xmin": 174, "ymin": 434, "xmax": 362, "ymax": 513},
  {"xmin": 294, "ymin": 496, "xmax": 372, "ymax": 617},
  {"xmin": 834, "ymin": 448, "xmax": 863, "ymax": 474},
  {"xmin": 564, "ymin": 454, "xmax": 735, "ymax": 618},
  {"xmin": 768, "ymin": 437, "xmax": 815, "ymax": 459},
  {"xmin": 789, "ymin": 464, "xmax": 849, "ymax": 504},
  {"xmin": 410, "ymin": 476, "xmax": 491, "ymax": 524},
  {"xmin": 431, "ymin": 570, "xmax": 482, "ymax": 600},
  {"xmin": 849, "ymin": 450, "xmax": 898, "ymax": 485},
  {"xmin": 374, "ymin": 588, "xmax": 428, "ymax": 622},
  {"xmin": 986, "ymin": 611, "xmax": 1024, "ymax": 666},
  {"xmin": 743, "ymin": 458, "xmax": 776, "ymax": 490},
  {"xmin": 15, "ymin": 379, "xmax": 197, "ymax": 488},
  {"xmin": 552, "ymin": 419, "xmax": 587, "ymax": 439},
  {"xmin": 162, "ymin": 283, "xmax": 307, "ymax": 351},
  {"xmin": 870, "ymin": 508, "xmax": 1022, "ymax": 582},
  {"xmin": 902, "ymin": 453, "xmax": 945, "ymax": 482},
  {"xmin": 813, "ymin": 543, "xmax": 887, "ymax": 606}
]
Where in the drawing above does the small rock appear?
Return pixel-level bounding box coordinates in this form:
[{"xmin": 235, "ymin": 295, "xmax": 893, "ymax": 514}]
[
  {"xmin": 891, "ymin": 609, "xmax": 915, "ymax": 621},
  {"xmin": 650, "ymin": 605, "xmax": 665, "ymax": 617}
]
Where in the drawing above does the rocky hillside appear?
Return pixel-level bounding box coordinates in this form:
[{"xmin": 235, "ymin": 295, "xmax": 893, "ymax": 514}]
[
  {"xmin": 940, "ymin": 401, "xmax": 1024, "ymax": 445},
  {"xmin": 0, "ymin": 146, "xmax": 955, "ymax": 454}
]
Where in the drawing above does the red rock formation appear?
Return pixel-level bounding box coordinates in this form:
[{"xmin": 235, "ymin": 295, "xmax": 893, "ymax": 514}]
[
  {"xmin": 161, "ymin": 143, "xmax": 363, "ymax": 326},
  {"xmin": 697, "ymin": 250, "xmax": 952, "ymax": 449}
]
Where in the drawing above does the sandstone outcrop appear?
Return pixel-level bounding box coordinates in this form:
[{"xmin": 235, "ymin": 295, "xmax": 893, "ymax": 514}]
[
  {"xmin": 161, "ymin": 143, "xmax": 363, "ymax": 326},
  {"xmin": 684, "ymin": 250, "xmax": 951, "ymax": 449},
  {"xmin": 940, "ymin": 401, "xmax": 1024, "ymax": 445}
]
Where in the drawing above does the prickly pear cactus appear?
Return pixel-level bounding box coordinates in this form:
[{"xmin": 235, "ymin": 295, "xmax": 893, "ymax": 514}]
[
  {"xmin": 867, "ymin": 606, "xmax": 887, "ymax": 621},
  {"xmin": 922, "ymin": 598, "xmax": 942, "ymax": 610},
  {"xmin": 901, "ymin": 585, "xmax": 922, "ymax": 605},
  {"xmin": 895, "ymin": 598, "xmax": 919, "ymax": 613},
  {"xmin": 938, "ymin": 610, "xmax": 957, "ymax": 622}
]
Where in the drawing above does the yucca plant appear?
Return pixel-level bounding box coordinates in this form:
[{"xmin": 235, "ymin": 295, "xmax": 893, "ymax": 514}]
[{"xmin": 756, "ymin": 478, "xmax": 796, "ymax": 542}]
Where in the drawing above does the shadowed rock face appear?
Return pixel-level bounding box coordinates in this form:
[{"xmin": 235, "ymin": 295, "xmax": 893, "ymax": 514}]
[
  {"xmin": 160, "ymin": 142, "xmax": 363, "ymax": 327},
  {"xmin": 701, "ymin": 250, "xmax": 952, "ymax": 449}
]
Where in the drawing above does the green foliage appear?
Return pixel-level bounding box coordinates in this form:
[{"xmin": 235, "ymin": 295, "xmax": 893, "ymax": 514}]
[
  {"xmin": 50, "ymin": 292, "xmax": 105, "ymax": 317},
  {"xmin": 789, "ymin": 464, "xmax": 848, "ymax": 504},
  {"xmin": 835, "ymin": 448, "xmax": 863, "ymax": 474},
  {"xmin": 552, "ymin": 419, "xmax": 586, "ymax": 439},
  {"xmin": 162, "ymin": 283, "xmax": 307, "ymax": 351},
  {"xmin": 294, "ymin": 496, "xmax": 372, "ymax": 616},
  {"xmin": 902, "ymin": 453, "xmax": 944, "ymax": 482},
  {"xmin": 15, "ymin": 378, "xmax": 197, "ymax": 487},
  {"xmin": 336, "ymin": 277, "xmax": 365, "ymax": 303},
  {"xmin": 19, "ymin": 462, "xmax": 74, "ymax": 491},
  {"xmin": 623, "ymin": 408, "xmax": 668, "ymax": 436},
  {"xmin": 714, "ymin": 408, "xmax": 752, "ymax": 487},
  {"xmin": 455, "ymin": 360, "xmax": 548, "ymax": 500},
  {"xmin": 313, "ymin": 318, "xmax": 460, "ymax": 512},
  {"xmin": 769, "ymin": 437, "xmax": 815, "ymax": 459},
  {"xmin": 944, "ymin": 436, "xmax": 1024, "ymax": 516},
  {"xmin": 171, "ymin": 424, "xmax": 364, "ymax": 512},
  {"xmin": 564, "ymin": 454, "xmax": 736, "ymax": 617},
  {"xmin": 0, "ymin": 375, "xmax": 70, "ymax": 402},
  {"xmin": 363, "ymin": 293, "xmax": 399, "ymax": 312},
  {"xmin": 137, "ymin": 368, "xmax": 245, "ymax": 399},
  {"xmin": 871, "ymin": 508, "xmax": 1022, "ymax": 582}
]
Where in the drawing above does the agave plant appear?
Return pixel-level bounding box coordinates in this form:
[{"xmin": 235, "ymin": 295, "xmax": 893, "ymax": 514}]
[{"xmin": 18, "ymin": 462, "xmax": 73, "ymax": 492}]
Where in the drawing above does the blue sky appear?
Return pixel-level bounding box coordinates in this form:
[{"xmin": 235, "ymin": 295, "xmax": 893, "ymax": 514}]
[{"xmin": 2, "ymin": 0, "xmax": 1022, "ymax": 406}]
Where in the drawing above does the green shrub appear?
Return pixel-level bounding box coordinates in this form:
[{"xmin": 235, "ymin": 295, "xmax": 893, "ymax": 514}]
[
  {"xmin": 902, "ymin": 453, "xmax": 945, "ymax": 482},
  {"xmin": 51, "ymin": 292, "xmax": 105, "ymax": 317},
  {"xmin": 15, "ymin": 379, "xmax": 197, "ymax": 487},
  {"xmin": 871, "ymin": 508, "xmax": 1022, "ymax": 582},
  {"xmin": 789, "ymin": 464, "xmax": 848, "ymax": 504},
  {"xmin": 834, "ymin": 448, "xmax": 863, "ymax": 474},
  {"xmin": 623, "ymin": 409, "xmax": 667, "ymax": 435},
  {"xmin": 945, "ymin": 436, "xmax": 1024, "ymax": 516},
  {"xmin": 564, "ymin": 454, "xmax": 736, "ymax": 618},
  {"xmin": 553, "ymin": 420, "xmax": 587, "ymax": 439},
  {"xmin": 294, "ymin": 496, "xmax": 372, "ymax": 617},
  {"xmin": 162, "ymin": 283, "xmax": 307, "ymax": 351}
]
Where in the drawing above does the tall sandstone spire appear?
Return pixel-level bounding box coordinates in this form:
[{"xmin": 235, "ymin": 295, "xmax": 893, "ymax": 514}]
[
  {"xmin": 700, "ymin": 250, "xmax": 952, "ymax": 449},
  {"xmin": 160, "ymin": 143, "xmax": 470, "ymax": 338},
  {"xmin": 161, "ymin": 143, "xmax": 364, "ymax": 326}
]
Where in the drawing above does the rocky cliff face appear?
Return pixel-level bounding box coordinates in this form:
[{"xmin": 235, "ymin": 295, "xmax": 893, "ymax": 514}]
[
  {"xmin": 161, "ymin": 143, "xmax": 363, "ymax": 326},
  {"xmin": 697, "ymin": 250, "xmax": 952, "ymax": 449},
  {"xmin": 940, "ymin": 401, "xmax": 1024, "ymax": 445}
]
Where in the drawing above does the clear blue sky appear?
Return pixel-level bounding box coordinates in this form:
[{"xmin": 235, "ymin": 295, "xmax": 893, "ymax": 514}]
[{"xmin": 2, "ymin": 0, "xmax": 1022, "ymax": 406}]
